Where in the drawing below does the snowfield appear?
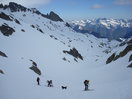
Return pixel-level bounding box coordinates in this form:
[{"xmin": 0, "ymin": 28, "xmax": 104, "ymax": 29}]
[{"xmin": 0, "ymin": 4, "xmax": 132, "ymax": 99}]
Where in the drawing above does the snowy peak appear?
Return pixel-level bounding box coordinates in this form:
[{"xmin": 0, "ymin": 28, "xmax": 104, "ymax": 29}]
[
  {"xmin": 72, "ymin": 18, "xmax": 132, "ymax": 28},
  {"xmin": 47, "ymin": 11, "xmax": 63, "ymax": 22},
  {"xmin": 70, "ymin": 18, "xmax": 132, "ymax": 39},
  {"xmin": 0, "ymin": 2, "xmax": 28, "ymax": 12},
  {"xmin": 0, "ymin": 2, "xmax": 63, "ymax": 22}
]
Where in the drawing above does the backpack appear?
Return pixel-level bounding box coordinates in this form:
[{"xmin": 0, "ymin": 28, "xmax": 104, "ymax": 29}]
[{"xmin": 84, "ymin": 80, "xmax": 89, "ymax": 85}]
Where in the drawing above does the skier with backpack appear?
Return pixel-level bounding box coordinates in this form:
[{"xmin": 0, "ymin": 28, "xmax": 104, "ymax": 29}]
[{"xmin": 84, "ymin": 80, "xmax": 89, "ymax": 91}]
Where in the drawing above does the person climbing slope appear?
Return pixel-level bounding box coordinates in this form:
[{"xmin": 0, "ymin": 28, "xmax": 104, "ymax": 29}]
[
  {"xmin": 84, "ymin": 80, "xmax": 89, "ymax": 91},
  {"xmin": 37, "ymin": 77, "xmax": 40, "ymax": 85}
]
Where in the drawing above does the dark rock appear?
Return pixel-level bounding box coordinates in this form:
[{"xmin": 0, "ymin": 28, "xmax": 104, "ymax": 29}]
[
  {"xmin": 106, "ymin": 45, "xmax": 132, "ymax": 64},
  {"xmin": 119, "ymin": 39, "xmax": 132, "ymax": 46},
  {"xmin": 0, "ymin": 24, "xmax": 15, "ymax": 36},
  {"xmin": 49, "ymin": 35, "xmax": 58, "ymax": 40},
  {"xmin": 106, "ymin": 53, "xmax": 116, "ymax": 64},
  {"xmin": 129, "ymin": 54, "xmax": 132, "ymax": 62},
  {"xmin": 0, "ymin": 12, "xmax": 12, "ymax": 21},
  {"xmin": 21, "ymin": 29, "xmax": 25, "ymax": 32},
  {"xmin": 50, "ymin": 35, "xmax": 54, "ymax": 38},
  {"xmin": 37, "ymin": 28, "xmax": 44, "ymax": 33},
  {"xmin": 127, "ymin": 39, "xmax": 132, "ymax": 45},
  {"xmin": 30, "ymin": 60, "xmax": 37, "ymax": 67},
  {"xmin": 29, "ymin": 60, "xmax": 41, "ymax": 75},
  {"xmin": 23, "ymin": 14, "xmax": 26, "ymax": 17},
  {"xmin": 0, "ymin": 4, "xmax": 3, "ymax": 8},
  {"xmin": 41, "ymin": 11, "xmax": 64, "ymax": 22},
  {"xmin": 31, "ymin": 25, "xmax": 44, "ymax": 33},
  {"xmin": 119, "ymin": 42, "xmax": 126, "ymax": 46},
  {"xmin": 127, "ymin": 63, "xmax": 132, "ymax": 68},
  {"xmin": 119, "ymin": 45, "xmax": 132, "ymax": 57},
  {"xmin": 8, "ymin": 2, "xmax": 28, "ymax": 12},
  {"xmin": 0, "ymin": 12, "xmax": 21, "ymax": 24},
  {"xmin": 1, "ymin": 2, "xmax": 64, "ymax": 22},
  {"xmin": 65, "ymin": 22, "xmax": 71, "ymax": 27},
  {"xmin": 63, "ymin": 48, "xmax": 83, "ymax": 60},
  {"xmin": 62, "ymin": 57, "xmax": 67, "ymax": 61},
  {"xmin": 47, "ymin": 11, "xmax": 63, "ymax": 22},
  {"xmin": 0, "ymin": 69, "xmax": 4, "ymax": 74},
  {"xmin": 113, "ymin": 54, "xmax": 120, "ymax": 61},
  {"xmin": 74, "ymin": 58, "xmax": 78, "ymax": 62},
  {"xmin": 31, "ymin": 25, "xmax": 35, "ymax": 28},
  {"xmin": 29, "ymin": 66, "xmax": 41, "ymax": 75},
  {"xmin": 54, "ymin": 37, "xmax": 58, "ymax": 40},
  {"xmin": 14, "ymin": 19, "xmax": 20, "ymax": 24},
  {"xmin": 31, "ymin": 8, "xmax": 41, "ymax": 15},
  {"xmin": 0, "ymin": 51, "xmax": 7, "ymax": 57},
  {"xmin": 0, "ymin": 2, "xmax": 31, "ymax": 12},
  {"xmin": 103, "ymin": 49, "xmax": 111, "ymax": 54}
]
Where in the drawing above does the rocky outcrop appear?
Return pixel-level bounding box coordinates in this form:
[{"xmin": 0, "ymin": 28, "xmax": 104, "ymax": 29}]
[
  {"xmin": 46, "ymin": 11, "xmax": 63, "ymax": 22},
  {"xmin": 0, "ymin": 2, "xmax": 29, "ymax": 12},
  {"xmin": 127, "ymin": 63, "xmax": 132, "ymax": 68},
  {"xmin": 129, "ymin": 54, "xmax": 132, "ymax": 62},
  {"xmin": 0, "ymin": 12, "xmax": 12, "ymax": 21},
  {"xmin": 0, "ymin": 51, "xmax": 7, "ymax": 57},
  {"xmin": 29, "ymin": 66, "xmax": 41, "ymax": 75},
  {"xmin": 63, "ymin": 48, "xmax": 83, "ymax": 60},
  {"xmin": 30, "ymin": 24, "xmax": 44, "ymax": 33},
  {"xmin": 119, "ymin": 39, "xmax": 132, "ymax": 46},
  {"xmin": 0, "ymin": 24, "xmax": 15, "ymax": 36},
  {"xmin": 29, "ymin": 60, "xmax": 41, "ymax": 75},
  {"xmin": 0, "ymin": 69, "xmax": 4, "ymax": 74},
  {"xmin": 0, "ymin": 2, "xmax": 63, "ymax": 22},
  {"xmin": 106, "ymin": 45, "xmax": 132, "ymax": 64},
  {"xmin": 65, "ymin": 22, "xmax": 71, "ymax": 27},
  {"xmin": 31, "ymin": 9, "xmax": 63, "ymax": 22},
  {"xmin": 106, "ymin": 53, "xmax": 116, "ymax": 64}
]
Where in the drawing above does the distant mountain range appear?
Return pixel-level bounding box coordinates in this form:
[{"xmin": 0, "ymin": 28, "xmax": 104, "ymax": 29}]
[{"xmin": 70, "ymin": 18, "xmax": 132, "ymax": 39}]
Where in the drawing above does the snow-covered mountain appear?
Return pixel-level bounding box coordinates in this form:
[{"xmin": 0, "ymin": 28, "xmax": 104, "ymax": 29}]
[
  {"xmin": 70, "ymin": 18, "xmax": 132, "ymax": 39},
  {"xmin": 0, "ymin": 2, "xmax": 132, "ymax": 99}
]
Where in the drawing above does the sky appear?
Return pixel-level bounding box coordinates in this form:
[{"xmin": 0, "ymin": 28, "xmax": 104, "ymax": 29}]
[{"xmin": 0, "ymin": 0, "xmax": 132, "ymax": 20}]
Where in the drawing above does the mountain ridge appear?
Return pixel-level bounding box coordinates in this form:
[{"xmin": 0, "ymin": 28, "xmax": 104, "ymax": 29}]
[
  {"xmin": 0, "ymin": 2, "xmax": 64, "ymax": 22},
  {"xmin": 70, "ymin": 18, "xmax": 132, "ymax": 39}
]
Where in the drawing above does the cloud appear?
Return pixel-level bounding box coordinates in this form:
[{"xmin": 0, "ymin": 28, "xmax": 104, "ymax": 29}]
[
  {"xmin": 91, "ymin": 4, "xmax": 103, "ymax": 9},
  {"xmin": 0, "ymin": 0, "xmax": 51, "ymax": 7},
  {"xmin": 114, "ymin": 0, "xmax": 132, "ymax": 5}
]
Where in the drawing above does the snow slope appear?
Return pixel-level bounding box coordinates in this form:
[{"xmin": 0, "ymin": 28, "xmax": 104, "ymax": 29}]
[{"xmin": 0, "ymin": 3, "xmax": 132, "ymax": 99}]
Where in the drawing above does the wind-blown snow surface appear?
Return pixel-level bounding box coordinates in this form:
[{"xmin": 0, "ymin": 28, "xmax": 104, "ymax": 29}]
[{"xmin": 0, "ymin": 9, "xmax": 132, "ymax": 99}]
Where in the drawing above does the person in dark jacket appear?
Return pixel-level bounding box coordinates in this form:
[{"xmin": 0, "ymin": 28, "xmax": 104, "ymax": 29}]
[
  {"xmin": 47, "ymin": 80, "xmax": 50, "ymax": 87},
  {"xmin": 47, "ymin": 80, "xmax": 53, "ymax": 87},
  {"xmin": 50, "ymin": 80, "xmax": 53, "ymax": 87},
  {"xmin": 37, "ymin": 77, "xmax": 40, "ymax": 85},
  {"xmin": 84, "ymin": 80, "xmax": 89, "ymax": 91}
]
